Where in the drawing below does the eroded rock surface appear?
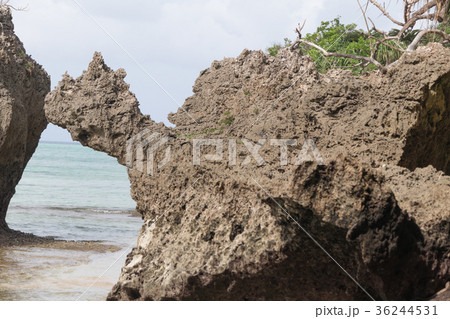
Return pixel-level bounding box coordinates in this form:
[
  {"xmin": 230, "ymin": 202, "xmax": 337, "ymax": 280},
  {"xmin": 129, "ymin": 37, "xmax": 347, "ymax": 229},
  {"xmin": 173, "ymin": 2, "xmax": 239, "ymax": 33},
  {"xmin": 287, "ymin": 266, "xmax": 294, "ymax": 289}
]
[
  {"xmin": 0, "ymin": 7, "xmax": 50, "ymax": 232},
  {"xmin": 45, "ymin": 44, "xmax": 449, "ymax": 300}
]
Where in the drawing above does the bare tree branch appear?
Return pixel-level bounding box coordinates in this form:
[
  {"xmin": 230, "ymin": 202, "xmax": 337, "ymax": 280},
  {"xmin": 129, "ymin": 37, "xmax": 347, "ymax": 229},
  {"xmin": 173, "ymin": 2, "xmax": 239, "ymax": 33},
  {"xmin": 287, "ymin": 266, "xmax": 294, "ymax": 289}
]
[
  {"xmin": 398, "ymin": 0, "xmax": 439, "ymax": 37},
  {"xmin": 357, "ymin": 0, "xmax": 374, "ymax": 56},
  {"xmin": 0, "ymin": 0, "xmax": 28, "ymax": 11},
  {"xmin": 296, "ymin": 20, "xmax": 307, "ymax": 39},
  {"xmin": 367, "ymin": 0, "xmax": 449, "ymax": 54},
  {"xmin": 364, "ymin": 32, "xmax": 407, "ymax": 53},
  {"xmin": 366, "ymin": 17, "xmax": 406, "ymax": 51},
  {"xmin": 292, "ymin": 38, "xmax": 388, "ymax": 73},
  {"xmin": 291, "ymin": 20, "xmax": 306, "ymax": 50},
  {"xmin": 437, "ymin": 0, "xmax": 450, "ymax": 21},
  {"xmin": 368, "ymin": 17, "xmax": 395, "ymax": 39},
  {"xmin": 405, "ymin": 0, "xmax": 414, "ymax": 23},
  {"xmin": 290, "ymin": 0, "xmax": 448, "ymax": 74},
  {"xmin": 407, "ymin": 28, "xmax": 450, "ymax": 50},
  {"xmin": 404, "ymin": 0, "xmax": 422, "ymax": 22},
  {"xmin": 368, "ymin": 0, "xmax": 405, "ymax": 26}
]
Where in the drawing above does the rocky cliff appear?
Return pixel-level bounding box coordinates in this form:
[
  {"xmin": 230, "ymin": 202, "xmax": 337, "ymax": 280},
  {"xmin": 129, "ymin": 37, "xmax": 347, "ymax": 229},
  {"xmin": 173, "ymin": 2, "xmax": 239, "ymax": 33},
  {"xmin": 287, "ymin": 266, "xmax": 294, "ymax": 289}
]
[
  {"xmin": 45, "ymin": 44, "xmax": 449, "ymax": 300},
  {"xmin": 0, "ymin": 7, "xmax": 50, "ymax": 232}
]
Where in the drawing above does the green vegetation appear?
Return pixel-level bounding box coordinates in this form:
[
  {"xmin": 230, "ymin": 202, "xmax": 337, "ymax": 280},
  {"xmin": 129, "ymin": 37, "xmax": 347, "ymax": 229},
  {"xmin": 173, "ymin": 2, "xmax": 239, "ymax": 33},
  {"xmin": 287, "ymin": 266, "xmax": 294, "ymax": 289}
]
[
  {"xmin": 253, "ymin": 108, "xmax": 260, "ymax": 115},
  {"xmin": 185, "ymin": 128, "xmax": 218, "ymax": 139},
  {"xmin": 420, "ymin": 19, "xmax": 450, "ymax": 48},
  {"xmin": 174, "ymin": 111, "xmax": 236, "ymax": 139},
  {"xmin": 302, "ymin": 18, "xmax": 381, "ymax": 74},
  {"xmin": 268, "ymin": 16, "xmax": 450, "ymax": 75},
  {"xmin": 218, "ymin": 116, "xmax": 234, "ymax": 126},
  {"xmin": 268, "ymin": 44, "xmax": 282, "ymax": 57},
  {"xmin": 243, "ymin": 90, "xmax": 251, "ymax": 96},
  {"xmin": 268, "ymin": 38, "xmax": 292, "ymax": 57}
]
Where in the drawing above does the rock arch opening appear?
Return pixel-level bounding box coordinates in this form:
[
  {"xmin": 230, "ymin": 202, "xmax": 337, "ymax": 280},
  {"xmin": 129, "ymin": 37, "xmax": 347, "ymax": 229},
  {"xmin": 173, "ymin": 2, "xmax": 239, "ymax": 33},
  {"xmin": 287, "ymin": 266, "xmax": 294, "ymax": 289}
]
[{"xmin": 1, "ymin": 141, "xmax": 142, "ymax": 300}]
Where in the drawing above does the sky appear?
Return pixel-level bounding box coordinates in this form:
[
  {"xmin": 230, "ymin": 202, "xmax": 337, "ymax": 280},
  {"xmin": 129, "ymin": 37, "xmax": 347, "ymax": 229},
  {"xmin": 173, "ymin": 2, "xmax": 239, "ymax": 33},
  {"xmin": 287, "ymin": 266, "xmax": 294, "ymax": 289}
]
[{"xmin": 8, "ymin": 0, "xmax": 405, "ymax": 142}]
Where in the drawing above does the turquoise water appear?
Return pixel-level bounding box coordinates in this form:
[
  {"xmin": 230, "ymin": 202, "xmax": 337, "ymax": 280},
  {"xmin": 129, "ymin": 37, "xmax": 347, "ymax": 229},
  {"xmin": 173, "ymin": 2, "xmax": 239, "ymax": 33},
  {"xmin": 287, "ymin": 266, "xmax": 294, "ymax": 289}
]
[
  {"xmin": 1, "ymin": 142, "xmax": 143, "ymax": 300},
  {"xmin": 9, "ymin": 142, "xmax": 135, "ymax": 211}
]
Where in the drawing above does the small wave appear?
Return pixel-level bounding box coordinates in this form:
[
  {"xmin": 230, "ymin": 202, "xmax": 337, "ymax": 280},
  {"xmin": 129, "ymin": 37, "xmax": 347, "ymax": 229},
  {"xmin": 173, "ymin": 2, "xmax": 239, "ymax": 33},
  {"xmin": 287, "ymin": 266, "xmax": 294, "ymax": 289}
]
[{"xmin": 9, "ymin": 205, "xmax": 135, "ymax": 214}]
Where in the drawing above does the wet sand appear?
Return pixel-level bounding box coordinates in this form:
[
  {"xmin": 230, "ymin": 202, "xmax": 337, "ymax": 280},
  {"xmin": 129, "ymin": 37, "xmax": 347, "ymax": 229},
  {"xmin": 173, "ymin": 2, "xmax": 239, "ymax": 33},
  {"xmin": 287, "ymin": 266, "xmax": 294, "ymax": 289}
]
[
  {"xmin": 0, "ymin": 228, "xmax": 121, "ymax": 252},
  {"xmin": 0, "ymin": 229, "xmax": 127, "ymax": 300},
  {"xmin": 0, "ymin": 228, "xmax": 55, "ymax": 248}
]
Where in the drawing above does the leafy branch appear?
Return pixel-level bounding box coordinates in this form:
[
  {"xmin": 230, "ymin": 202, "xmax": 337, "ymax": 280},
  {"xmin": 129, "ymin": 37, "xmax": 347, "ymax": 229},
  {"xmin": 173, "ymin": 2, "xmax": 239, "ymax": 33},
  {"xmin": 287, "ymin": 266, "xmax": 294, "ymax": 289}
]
[{"xmin": 290, "ymin": 0, "xmax": 450, "ymax": 73}]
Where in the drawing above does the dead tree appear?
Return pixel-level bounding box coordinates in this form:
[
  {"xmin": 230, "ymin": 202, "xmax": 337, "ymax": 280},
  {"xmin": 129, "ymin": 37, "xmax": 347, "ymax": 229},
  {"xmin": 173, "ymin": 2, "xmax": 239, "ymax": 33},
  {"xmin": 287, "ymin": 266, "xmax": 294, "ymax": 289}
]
[
  {"xmin": 0, "ymin": 0, "xmax": 27, "ymax": 11},
  {"xmin": 291, "ymin": 0, "xmax": 450, "ymax": 73}
]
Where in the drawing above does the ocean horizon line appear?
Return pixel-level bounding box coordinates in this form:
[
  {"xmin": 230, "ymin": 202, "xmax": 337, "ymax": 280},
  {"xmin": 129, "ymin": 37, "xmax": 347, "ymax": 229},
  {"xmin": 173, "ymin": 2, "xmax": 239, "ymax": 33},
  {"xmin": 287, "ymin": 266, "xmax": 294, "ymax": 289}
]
[{"xmin": 40, "ymin": 140, "xmax": 80, "ymax": 145}]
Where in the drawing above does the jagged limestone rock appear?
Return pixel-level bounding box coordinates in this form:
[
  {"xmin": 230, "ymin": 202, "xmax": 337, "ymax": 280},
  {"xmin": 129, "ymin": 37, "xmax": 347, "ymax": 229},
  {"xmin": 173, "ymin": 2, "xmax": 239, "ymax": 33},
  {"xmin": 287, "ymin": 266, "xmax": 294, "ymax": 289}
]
[
  {"xmin": 45, "ymin": 44, "xmax": 450, "ymax": 300},
  {"xmin": 0, "ymin": 6, "xmax": 50, "ymax": 232}
]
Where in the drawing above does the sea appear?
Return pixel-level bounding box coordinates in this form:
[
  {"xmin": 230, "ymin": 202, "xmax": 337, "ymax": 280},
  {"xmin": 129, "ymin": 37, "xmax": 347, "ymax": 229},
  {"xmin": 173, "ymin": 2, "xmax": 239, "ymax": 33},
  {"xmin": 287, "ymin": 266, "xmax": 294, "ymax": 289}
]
[{"xmin": 0, "ymin": 142, "xmax": 143, "ymax": 301}]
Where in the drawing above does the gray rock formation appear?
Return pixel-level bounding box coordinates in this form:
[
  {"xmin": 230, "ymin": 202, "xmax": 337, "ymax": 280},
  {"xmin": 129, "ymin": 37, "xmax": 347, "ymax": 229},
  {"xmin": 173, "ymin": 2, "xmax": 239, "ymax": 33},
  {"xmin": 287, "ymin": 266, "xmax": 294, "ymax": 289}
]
[
  {"xmin": 0, "ymin": 7, "xmax": 50, "ymax": 232},
  {"xmin": 45, "ymin": 44, "xmax": 449, "ymax": 300}
]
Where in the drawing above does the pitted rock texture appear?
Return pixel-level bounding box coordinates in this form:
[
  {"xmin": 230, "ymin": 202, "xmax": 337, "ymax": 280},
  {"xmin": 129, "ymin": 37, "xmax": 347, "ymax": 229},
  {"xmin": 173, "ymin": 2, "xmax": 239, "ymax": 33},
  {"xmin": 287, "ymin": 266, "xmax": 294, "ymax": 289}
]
[
  {"xmin": 0, "ymin": 7, "xmax": 50, "ymax": 232},
  {"xmin": 43, "ymin": 52, "xmax": 167, "ymax": 163},
  {"xmin": 45, "ymin": 44, "xmax": 450, "ymax": 300}
]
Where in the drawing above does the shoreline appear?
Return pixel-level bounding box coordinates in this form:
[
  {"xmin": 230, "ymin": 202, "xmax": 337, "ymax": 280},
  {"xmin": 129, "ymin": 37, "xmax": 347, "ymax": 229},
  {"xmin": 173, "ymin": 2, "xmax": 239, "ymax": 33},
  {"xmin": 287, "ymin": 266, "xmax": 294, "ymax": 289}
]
[{"xmin": 0, "ymin": 228, "xmax": 121, "ymax": 252}]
